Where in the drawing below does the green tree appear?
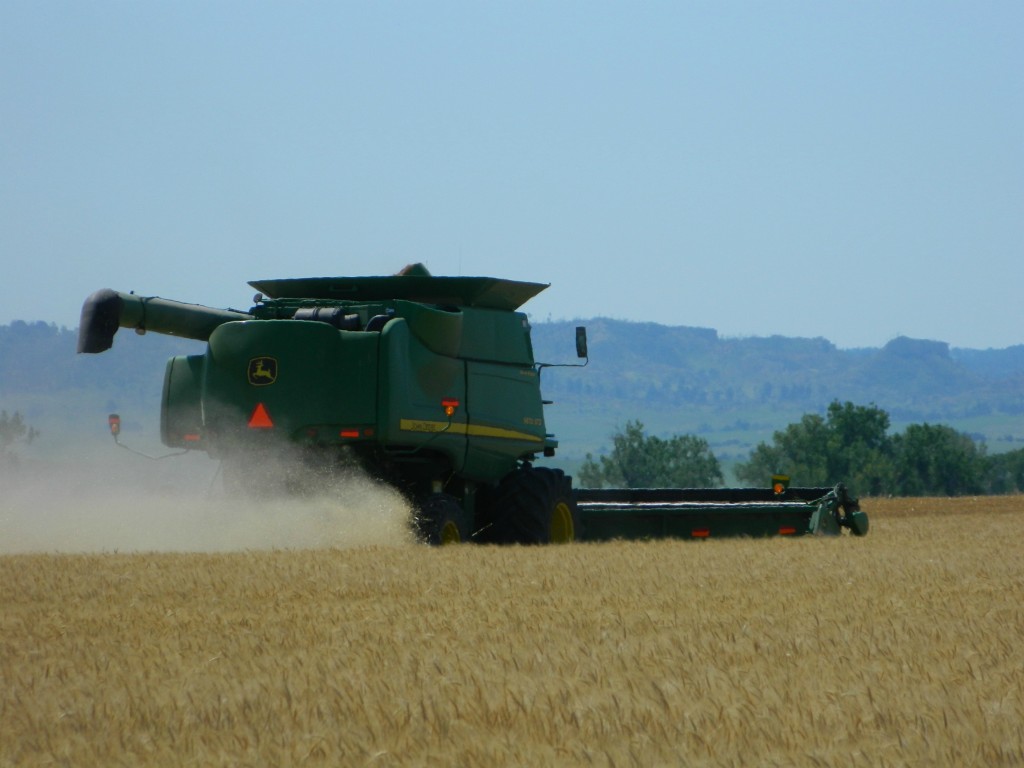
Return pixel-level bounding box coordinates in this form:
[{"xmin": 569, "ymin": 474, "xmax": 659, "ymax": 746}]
[
  {"xmin": 822, "ymin": 401, "xmax": 894, "ymax": 495},
  {"xmin": 736, "ymin": 413, "xmax": 831, "ymax": 487},
  {"xmin": 0, "ymin": 410, "xmax": 39, "ymax": 470},
  {"xmin": 983, "ymin": 447, "xmax": 1024, "ymax": 494},
  {"xmin": 578, "ymin": 420, "xmax": 723, "ymax": 489},
  {"xmin": 0, "ymin": 410, "xmax": 38, "ymax": 450},
  {"xmin": 891, "ymin": 423, "xmax": 985, "ymax": 496},
  {"xmin": 736, "ymin": 401, "xmax": 893, "ymax": 494}
]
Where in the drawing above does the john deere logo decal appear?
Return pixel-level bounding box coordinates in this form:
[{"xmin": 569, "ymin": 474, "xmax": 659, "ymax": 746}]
[{"xmin": 248, "ymin": 357, "xmax": 278, "ymax": 386}]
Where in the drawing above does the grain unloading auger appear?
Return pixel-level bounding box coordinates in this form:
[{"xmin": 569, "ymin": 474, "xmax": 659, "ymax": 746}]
[{"xmin": 78, "ymin": 264, "xmax": 868, "ymax": 544}]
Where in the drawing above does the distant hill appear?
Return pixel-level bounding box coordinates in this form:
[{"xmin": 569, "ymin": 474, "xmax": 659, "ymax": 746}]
[
  {"xmin": 533, "ymin": 319, "xmax": 1024, "ymax": 418},
  {"xmin": 0, "ymin": 321, "xmax": 206, "ymax": 458},
  {"xmin": 3, "ymin": 319, "xmax": 1023, "ymax": 465},
  {"xmin": 531, "ymin": 319, "xmax": 1024, "ymax": 460}
]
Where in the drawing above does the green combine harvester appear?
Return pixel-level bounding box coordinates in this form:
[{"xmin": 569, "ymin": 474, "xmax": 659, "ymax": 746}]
[{"xmin": 78, "ymin": 264, "xmax": 868, "ymax": 544}]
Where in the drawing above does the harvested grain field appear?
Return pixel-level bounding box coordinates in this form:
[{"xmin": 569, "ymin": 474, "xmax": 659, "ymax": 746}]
[{"xmin": 2, "ymin": 495, "xmax": 1023, "ymax": 766}]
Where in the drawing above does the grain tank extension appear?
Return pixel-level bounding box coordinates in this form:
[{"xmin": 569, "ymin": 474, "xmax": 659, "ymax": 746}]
[{"xmin": 78, "ymin": 264, "xmax": 868, "ymax": 543}]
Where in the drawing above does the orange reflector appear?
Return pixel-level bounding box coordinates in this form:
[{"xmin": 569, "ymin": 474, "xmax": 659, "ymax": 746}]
[
  {"xmin": 772, "ymin": 474, "xmax": 790, "ymax": 495},
  {"xmin": 183, "ymin": 433, "xmax": 201, "ymax": 442},
  {"xmin": 442, "ymin": 398, "xmax": 460, "ymax": 416},
  {"xmin": 779, "ymin": 526, "xmax": 797, "ymax": 535},
  {"xmin": 691, "ymin": 528, "xmax": 710, "ymax": 538},
  {"xmin": 248, "ymin": 403, "xmax": 274, "ymax": 429},
  {"xmin": 340, "ymin": 429, "xmax": 360, "ymax": 439}
]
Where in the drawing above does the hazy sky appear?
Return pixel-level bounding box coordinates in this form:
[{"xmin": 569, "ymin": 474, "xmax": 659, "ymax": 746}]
[{"xmin": 2, "ymin": 2, "xmax": 1021, "ymax": 349}]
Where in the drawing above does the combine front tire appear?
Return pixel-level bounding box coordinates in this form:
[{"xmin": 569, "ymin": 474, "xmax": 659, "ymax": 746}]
[
  {"xmin": 480, "ymin": 466, "xmax": 580, "ymax": 544},
  {"xmin": 417, "ymin": 493, "xmax": 468, "ymax": 545}
]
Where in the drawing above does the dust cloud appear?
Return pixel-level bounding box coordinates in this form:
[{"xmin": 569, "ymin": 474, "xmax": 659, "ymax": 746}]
[{"xmin": 0, "ymin": 452, "xmax": 418, "ymax": 553}]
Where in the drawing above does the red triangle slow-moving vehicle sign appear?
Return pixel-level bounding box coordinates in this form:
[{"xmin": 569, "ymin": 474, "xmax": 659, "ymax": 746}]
[{"xmin": 248, "ymin": 403, "xmax": 274, "ymax": 429}]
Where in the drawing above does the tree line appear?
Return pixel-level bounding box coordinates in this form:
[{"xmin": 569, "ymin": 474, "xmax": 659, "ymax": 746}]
[
  {"xmin": 0, "ymin": 410, "xmax": 39, "ymax": 469},
  {"xmin": 580, "ymin": 402, "xmax": 1024, "ymax": 496},
  {"xmin": 6, "ymin": 401, "xmax": 1023, "ymax": 497}
]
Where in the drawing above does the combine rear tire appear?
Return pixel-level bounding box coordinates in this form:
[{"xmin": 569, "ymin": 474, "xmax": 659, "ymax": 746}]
[
  {"xmin": 417, "ymin": 493, "xmax": 468, "ymax": 545},
  {"xmin": 479, "ymin": 466, "xmax": 580, "ymax": 544}
]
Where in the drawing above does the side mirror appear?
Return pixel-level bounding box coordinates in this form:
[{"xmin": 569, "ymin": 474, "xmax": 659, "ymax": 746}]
[
  {"xmin": 536, "ymin": 326, "xmax": 589, "ymax": 376},
  {"xmin": 575, "ymin": 326, "xmax": 588, "ymax": 359}
]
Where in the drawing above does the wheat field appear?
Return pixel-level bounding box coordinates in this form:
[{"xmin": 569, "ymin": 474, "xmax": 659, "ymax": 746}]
[{"xmin": 2, "ymin": 495, "xmax": 1023, "ymax": 766}]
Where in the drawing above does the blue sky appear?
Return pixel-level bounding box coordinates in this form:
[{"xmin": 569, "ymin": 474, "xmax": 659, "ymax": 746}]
[{"xmin": 2, "ymin": 2, "xmax": 1021, "ymax": 349}]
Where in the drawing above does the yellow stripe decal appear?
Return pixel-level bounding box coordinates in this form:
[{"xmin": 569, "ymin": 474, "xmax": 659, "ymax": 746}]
[{"xmin": 400, "ymin": 419, "xmax": 543, "ymax": 443}]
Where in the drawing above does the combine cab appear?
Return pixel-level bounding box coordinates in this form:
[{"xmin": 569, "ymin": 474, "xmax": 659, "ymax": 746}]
[{"xmin": 78, "ymin": 264, "xmax": 867, "ymax": 543}]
